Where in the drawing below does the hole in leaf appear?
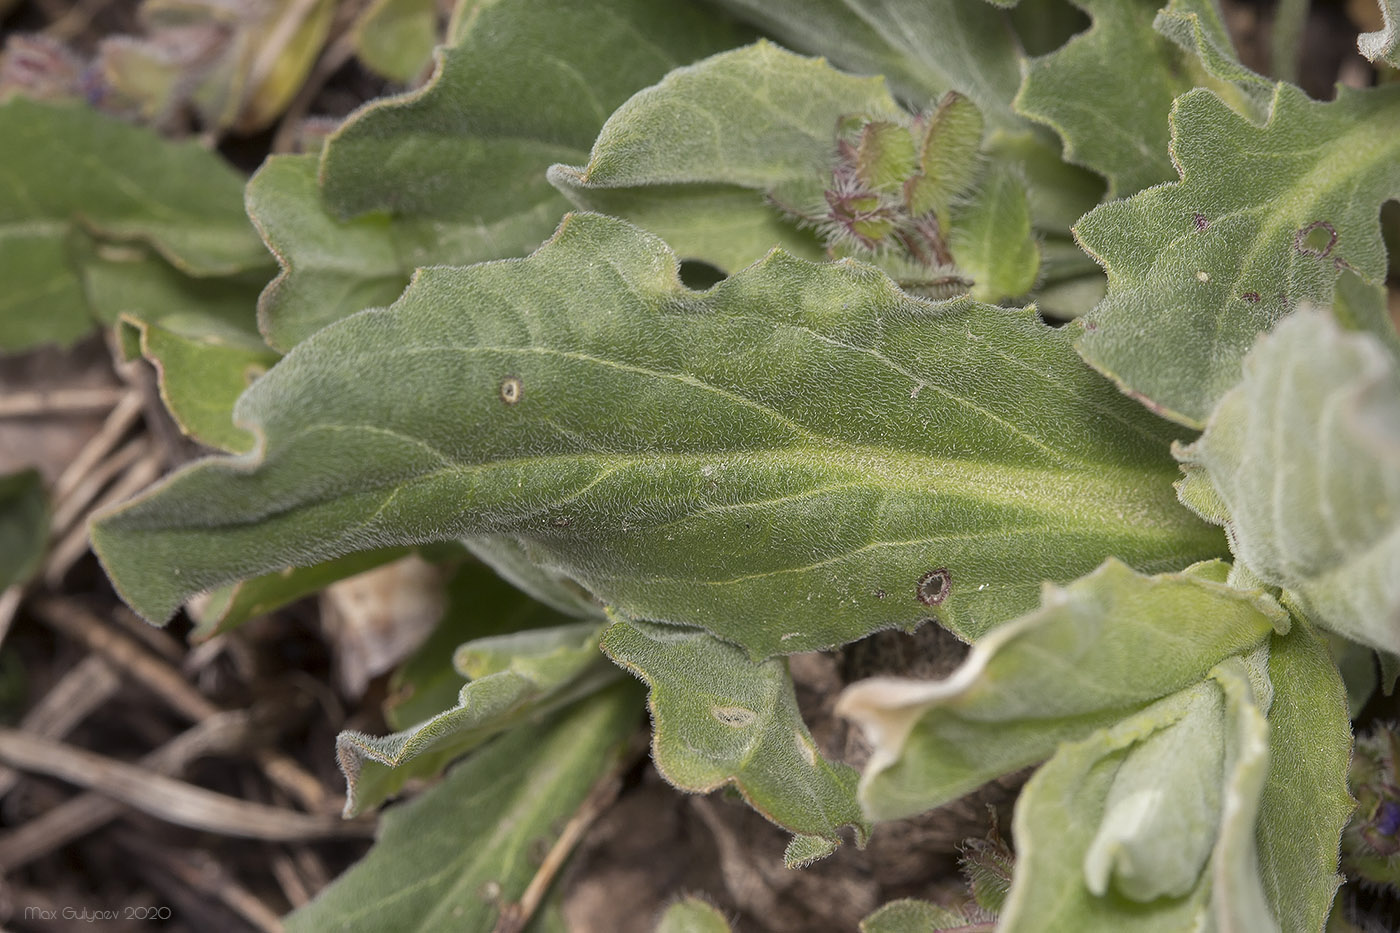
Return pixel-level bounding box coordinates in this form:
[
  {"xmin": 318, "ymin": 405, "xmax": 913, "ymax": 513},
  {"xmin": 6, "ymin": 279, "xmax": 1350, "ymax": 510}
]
[
  {"xmin": 679, "ymin": 260, "xmax": 726, "ymax": 290},
  {"xmin": 916, "ymin": 568, "xmax": 951, "ymax": 605},
  {"xmin": 1295, "ymin": 220, "xmax": 1337, "ymax": 257}
]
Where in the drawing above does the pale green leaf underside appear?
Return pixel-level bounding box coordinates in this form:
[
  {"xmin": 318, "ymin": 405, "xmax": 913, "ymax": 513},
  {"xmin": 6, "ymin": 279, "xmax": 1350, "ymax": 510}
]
[
  {"xmin": 1000, "ymin": 655, "xmax": 1275, "ymax": 932},
  {"xmin": 1075, "ymin": 83, "xmax": 1400, "ymax": 427},
  {"xmin": 192, "ymin": 547, "xmax": 410, "ymax": 642},
  {"xmin": 384, "ymin": 561, "xmax": 590, "ymax": 731},
  {"xmin": 1177, "ymin": 311, "xmax": 1400, "ymax": 654},
  {"xmin": 337, "ymin": 622, "xmax": 619, "ymax": 815},
  {"xmin": 837, "ymin": 559, "xmax": 1281, "ymax": 821},
  {"xmin": 92, "ymin": 213, "xmax": 1221, "ymax": 657},
  {"xmin": 0, "ymin": 469, "xmax": 48, "ymax": 591},
  {"xmin": 286, "ymin": 685, "xmax": 638, "ymax": 933},
  {"xmin": 602, "ymin": 619, "xmax": 868, "ymax": 852},
  {"xmin": 0, "ymin": 98, "xmax": 269, "ymax": 351},
  {"xmin": 1253, "ymin": 619, "xmax": 1353, "ymax": 933},
  {"xmin": 656, "ymin": 896, "xmax": 733, "ymax": 933},
  {"xmin": 250, "ymin": 0, "xmax": 743, "ymax": 351},
  {"xmin": 1359, "ymin": 0, "xmax": 1399, "ymax": 67}
]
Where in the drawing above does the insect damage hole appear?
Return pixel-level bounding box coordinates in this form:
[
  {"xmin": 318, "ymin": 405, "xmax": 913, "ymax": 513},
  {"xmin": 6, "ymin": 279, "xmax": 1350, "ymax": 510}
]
[
  {"xmin": 916, "ymin": 568, "xmax": 951, "ymax": 606},
  {"xmin": 499, "ymin": 376, "xmax": 523, "ymax": 405}
]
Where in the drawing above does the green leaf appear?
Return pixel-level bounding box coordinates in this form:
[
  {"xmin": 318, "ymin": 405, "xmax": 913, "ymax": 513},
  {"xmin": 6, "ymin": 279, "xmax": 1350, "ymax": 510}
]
[
  {"xmin": 92, "ymin": 213, "xmax": 1223, "ymax": 656},
  {"xmin": 248, "ymin": 0, "xmax": 743, "ymax": 350},
  {"xmin": 549, "ymin": 42, "xmax": 897, "ymax": 271},
  {"xmin": 1015, "ymin": 0, "xmax": 1217, "ymax": 196},
  {"xmin": 385, "ymin": 561, "xmax": 578, "ymax": 731},
  {"xmin": 124, "ymin": 317, "xmax": 277, "ymax": 454},
  {"xmin": 706, "ymin": 0, "xmax": 1107, "ymax": 233},
  {"xmin": 998, "ymin": 654, "xmax": 1275, "ymax": 931},
  {"xmin": 1075, "ymin": 83, "xmax": 1400, "ymax": 426},
  {"xmin": 656, "ymin": 896, "xmax": 733, "ymax": 933},
  {"xmin": 552, "ymin": 44, "xmax": 1041, "ymax": 301},
  {"xmin": 78, "ymin": 242, "xmax": 274, "ymax": 452},
  {"xmin": 246, "ymin": 155, "xmax": 413, "ymax": 352},
  {"xmin": 602, "ymin": 619, "xmax": 869, "ymax": 858},
  {"xmin": 1359, "ymin": 0, "xmax": 1399, "ymax": 67},
  {"xmin": 1254, "ymin": 619, "xmax": 1353, "ymax": 932},
  {"xmin": 353, "ymin": 0, "xmax": 438, "ymax": 82},
  {"xmin": 1177, "ymin": 310, "xmax": 1400, "ymax": 654},
  {"xmin": 191, "ymin": 548, "xmax": 411, "ymax": 641},
  {"xmin": 837, "ymin": 559, "xmax": 1282, "ymax": 821},
  {"xmin": 286, "ymin": 683, "xmax": 639, "ymax": 933},
  {"xmin": 337, "ymin": 621, "xmax": 620, "ymax": 815},
  {"xmin": 708, "ymin": 0, "xmax": 1025, "ymax": 131},
  {"xmin": 1152, "ymin": 0, "xmax": 1273, "ymax": 117},
  {"xmin": 950, "ymin": 165, "xmax": 1039, "ymax": 302},
  {"xmin": 860, "ymin": 899, "xmax": 976, "ymax": 932},
  {"xmin": 0, "ymin": 98, "xmax": 270, "ymax": 351},
  {"xmin": 0, "ymin": 470, "xmax": 48, "ymax": 591}
]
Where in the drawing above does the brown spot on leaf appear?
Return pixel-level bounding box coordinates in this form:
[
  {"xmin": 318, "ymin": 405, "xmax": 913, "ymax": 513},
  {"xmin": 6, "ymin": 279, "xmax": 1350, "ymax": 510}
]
[
  {"xmin": 1295, "ymin": 220, "xmax": 1337, "ymax": 258},
  {"xmin": 1241, "ymin": 292, "xmax": 1261, "ymax": 303},
  {"xmin": 500, "ymin": 376, "xmax": 523, "ymax": 405},
  {"xmin": 1193, "ymin": 212, "xmax": 1208, "ymax": 231},
  {"xmin": 916, "ymin": 568, "xmax": 951, "ymax": 606}
]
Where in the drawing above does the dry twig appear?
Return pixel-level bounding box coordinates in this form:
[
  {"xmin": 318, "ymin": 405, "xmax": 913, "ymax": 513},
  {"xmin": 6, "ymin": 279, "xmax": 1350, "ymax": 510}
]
[{"xmin": 32, "ymin": 599, "xmax": 331, "ymax": 813}]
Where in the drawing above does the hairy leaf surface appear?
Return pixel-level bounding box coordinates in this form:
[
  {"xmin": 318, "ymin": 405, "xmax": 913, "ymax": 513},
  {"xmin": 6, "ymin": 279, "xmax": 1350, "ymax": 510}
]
[
  {"xmin": 337, "ymin": 621, "xmax": 619, "ymax": 815},
  {"xmin": 0, "ymin": 99, "xmax": 269, "ymax": 350},
  {"xmin": 1075, "ymin": 83, "xmax": 1400, "ymax": 426},
  {"xmin": 549, "ymin": 42, "xmax": 892, "ymax": 271},
  {"xmin": 837, "ymin": 560, "xmax": 1282, "ymax": 821},
  {"xmin": 384, "ymin": 561, "xmax": 586, "ymax": 730},
  {"xmin": 93, "ymin": 213, "xmax": 1222, "ymax": 656},
  {"xmin": 602, "ymin": 619, "xmax": 868, "ymax": 859},
  {"xmin": 1253, "ymin": 619, "xmax": 1353, "ymax": 932},
  {"xmin": 656, "ymin": 896, "xmax": 733, "ymax": 933},
  {"xmin": 999, "ymin": 656, "xmax": 1274, "ymax": 931},
  {"xmin": 552, "ymin": 43, "xmax": 1041, "ymax": 299},
  {"xmin": 82, "ymin": 243, "xmax": 273, "ymax": 452},
  {"xmin": 708, "ymin": 0, "xmax": 1024, "ymax": 129},
  {"xmin": 250, "ymin": 0, "xmax": 743, "ymax": 350},
  {"xmin": 1360, "ymin": 0, "xmax": 1399, "ymax": 67},
  {"xmin": 1015, "ymin": 0, "xmax": 1235, "ymax": 196},
  {"xmin": 860, "ymin": 899, "xmax": 977, "ymax": 932},
  {"xmin": 1176, "ymin": 311, "xmax": 1400, "ymax": 654},
  {"xmin": 286, "ymin": 685, "xmax": 638, "ymax": 932},
  {"xmin": 1152, "ymin": 0, "xmax": 1273, "ymax": 116}
]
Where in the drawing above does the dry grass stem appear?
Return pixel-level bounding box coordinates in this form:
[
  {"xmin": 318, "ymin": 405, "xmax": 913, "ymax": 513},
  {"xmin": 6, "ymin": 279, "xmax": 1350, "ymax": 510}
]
[
  {"xmin": 0, "ymin": 654, "xmax": 121, "ymax": 798},
  {"xmin": 0, "ymin": 728, "xmax": 372, "ymax": 844},
  {"xmin": 0, "ymin": 386, "xmax": 128, "ymax": 418}
]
